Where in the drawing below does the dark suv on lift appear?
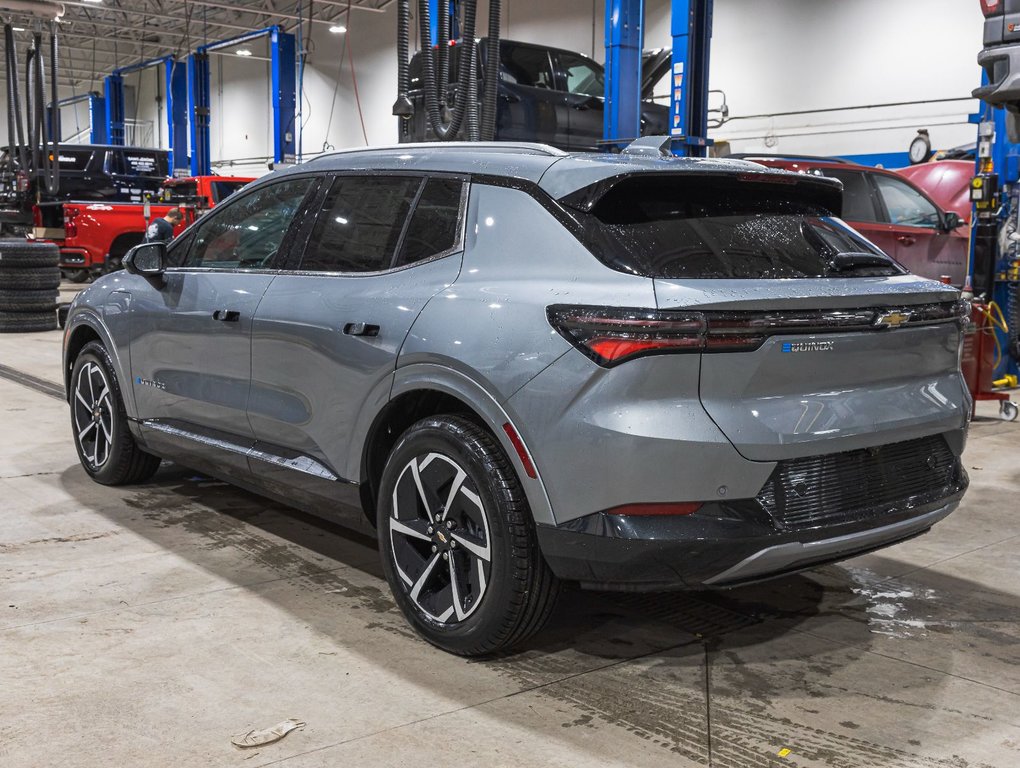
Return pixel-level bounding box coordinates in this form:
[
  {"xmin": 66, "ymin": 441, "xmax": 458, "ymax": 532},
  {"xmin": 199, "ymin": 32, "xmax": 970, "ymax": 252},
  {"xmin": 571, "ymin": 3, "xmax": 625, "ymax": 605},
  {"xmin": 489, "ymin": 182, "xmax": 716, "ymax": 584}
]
[{"xmin": 401, "ymin": 39, "xmax": 670, "ymax": 150}]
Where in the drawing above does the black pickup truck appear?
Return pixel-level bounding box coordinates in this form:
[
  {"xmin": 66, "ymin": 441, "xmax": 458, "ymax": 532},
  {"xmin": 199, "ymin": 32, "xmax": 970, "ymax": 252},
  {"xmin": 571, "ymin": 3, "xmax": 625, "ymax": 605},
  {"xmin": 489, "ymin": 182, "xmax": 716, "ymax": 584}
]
[
  {"xmin": 400, "ymin": 38, "xmax": 671, "ymax": 150},
  {"xmin": 974, "ymin": 0, "xmax": 1020, "ymax": 111},
  {"xmin": 0, "ymin": 144, "xmax": 168, "ymax": 235}
]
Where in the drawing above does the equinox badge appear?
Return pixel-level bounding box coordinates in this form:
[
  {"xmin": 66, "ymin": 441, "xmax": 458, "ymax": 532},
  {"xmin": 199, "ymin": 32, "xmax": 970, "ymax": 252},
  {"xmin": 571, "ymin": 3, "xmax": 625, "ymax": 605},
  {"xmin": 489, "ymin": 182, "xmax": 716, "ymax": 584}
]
[{"xmin": 782, "ymin": 341, "xmax": 834, "ymax": 353}]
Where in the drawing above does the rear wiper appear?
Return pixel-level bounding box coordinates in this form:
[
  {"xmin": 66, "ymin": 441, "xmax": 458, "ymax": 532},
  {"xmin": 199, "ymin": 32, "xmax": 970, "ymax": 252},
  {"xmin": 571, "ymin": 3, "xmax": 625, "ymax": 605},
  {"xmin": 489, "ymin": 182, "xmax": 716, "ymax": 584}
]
[{"xmin": 830, "ymin": 251, "xmax": 896, "ymax": 272}]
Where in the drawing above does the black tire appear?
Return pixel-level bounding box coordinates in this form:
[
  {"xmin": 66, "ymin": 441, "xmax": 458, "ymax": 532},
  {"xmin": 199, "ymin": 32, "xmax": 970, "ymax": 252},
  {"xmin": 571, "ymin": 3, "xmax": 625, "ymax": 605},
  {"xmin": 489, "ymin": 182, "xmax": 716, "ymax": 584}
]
[
  {"xmin": 0, "ymin": 267, "xmax": 61, "ymax": 291},
  {"xmin": 70, "ymin": 341, "xmax": 161, "ymax": 485},
  {"xmin": 0, "ymin": 288, "xmax": 58, "ymax": 311},
  {"xmin": 0, "ymin": 310, "xmax": 56, "ymax": 332},
  {"xmin": 0, "ymin": 240, "xmax": 59, "ymax": 269},
  {"xmin": 377, "ymin": 415, "xmax": 559, "ymax": 656},
  {"xmin": 65, "ymin": 269, "xmax": 90, "ymax": 284}
]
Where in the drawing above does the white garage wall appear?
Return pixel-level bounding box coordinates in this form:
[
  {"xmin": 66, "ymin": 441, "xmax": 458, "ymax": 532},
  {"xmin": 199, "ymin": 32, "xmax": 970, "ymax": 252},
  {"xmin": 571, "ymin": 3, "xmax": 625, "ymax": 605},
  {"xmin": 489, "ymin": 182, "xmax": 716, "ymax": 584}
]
[{"xmin": 645, "ymin": 0, "xmax": 985, "ymax": 163}]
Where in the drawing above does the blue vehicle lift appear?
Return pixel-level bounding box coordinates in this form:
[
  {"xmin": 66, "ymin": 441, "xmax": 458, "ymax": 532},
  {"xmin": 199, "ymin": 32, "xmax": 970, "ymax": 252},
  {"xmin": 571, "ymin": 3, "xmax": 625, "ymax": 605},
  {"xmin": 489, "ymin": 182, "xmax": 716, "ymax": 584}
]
[
  {"xmin": 604, "ymin": 0, "xmax": 713, "ymax": 155},
  {"xmin": 104, "ymin": 56, "xmax": 189, "ymax": 174},
  {"xmin": 188, "ymin": 26, "xmax": 297, "ymax": 176},
  {"xmin": 969, "ymin": 96, "xmax": 1020, "ymax": 382}
]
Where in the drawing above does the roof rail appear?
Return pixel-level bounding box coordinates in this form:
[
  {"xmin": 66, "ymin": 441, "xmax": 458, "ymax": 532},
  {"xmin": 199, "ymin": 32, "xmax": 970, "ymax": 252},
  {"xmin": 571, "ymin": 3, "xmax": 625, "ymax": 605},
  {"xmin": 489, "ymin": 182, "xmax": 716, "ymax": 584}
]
[
  {"xmin": 727, "ymin": 153, "xmax": 850, "ymax": 164},
  {"xmin": 315, "ymin": 142, "xmax": 568, "ymax": 160}
]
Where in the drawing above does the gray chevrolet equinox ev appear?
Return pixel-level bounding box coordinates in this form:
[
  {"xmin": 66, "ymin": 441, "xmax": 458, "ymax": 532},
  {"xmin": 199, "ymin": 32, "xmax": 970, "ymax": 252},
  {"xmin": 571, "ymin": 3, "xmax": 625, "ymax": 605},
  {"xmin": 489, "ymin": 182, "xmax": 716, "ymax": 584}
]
[{"xmin": 63, "ymin": 140, "xmax": 970, "ymax": 656}]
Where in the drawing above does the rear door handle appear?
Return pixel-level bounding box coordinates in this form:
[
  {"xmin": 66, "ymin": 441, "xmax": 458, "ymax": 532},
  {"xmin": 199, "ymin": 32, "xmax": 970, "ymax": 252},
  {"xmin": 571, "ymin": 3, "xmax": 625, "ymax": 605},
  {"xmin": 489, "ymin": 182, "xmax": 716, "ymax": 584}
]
[
  {"xmin": 212, "ymin": 310, "xmax": 240, "ymax": 322},
  {"xmin": 896, "ymin": 235, "xmax": 917, "ymax": 246},
  {"xmin": 343, "ymin": 322, "xmax": 380, "ymax": 337}
]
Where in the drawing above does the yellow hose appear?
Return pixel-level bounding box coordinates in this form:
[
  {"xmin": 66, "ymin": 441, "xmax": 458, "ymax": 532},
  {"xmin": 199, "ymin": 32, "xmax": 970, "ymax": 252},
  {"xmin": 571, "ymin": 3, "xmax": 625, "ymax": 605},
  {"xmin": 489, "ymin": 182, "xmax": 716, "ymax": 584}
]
[{"xmin": 978, "ymin": 301, "xmax": 1008, "ymax": 369}]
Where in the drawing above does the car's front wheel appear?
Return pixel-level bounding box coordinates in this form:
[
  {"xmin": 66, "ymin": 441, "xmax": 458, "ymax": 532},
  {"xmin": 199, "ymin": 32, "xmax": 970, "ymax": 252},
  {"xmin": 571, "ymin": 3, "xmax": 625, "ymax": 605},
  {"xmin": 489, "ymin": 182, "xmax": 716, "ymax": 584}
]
[
  {"xmin": 70, "ymin": 341, "xmax": 161, "ymax": 485},
  {"xmin": 377, "ymin": 415, "xmax": 559, "ymax": 656}
]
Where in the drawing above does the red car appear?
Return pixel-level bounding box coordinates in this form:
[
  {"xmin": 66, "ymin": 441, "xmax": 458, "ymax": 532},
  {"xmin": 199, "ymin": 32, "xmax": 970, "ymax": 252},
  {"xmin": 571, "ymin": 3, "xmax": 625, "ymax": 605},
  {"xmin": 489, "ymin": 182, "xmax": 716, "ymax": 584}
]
[
  {"xmin": 895, "ymin": 160, "xmax": 973, "ymax": 225},
  {"xmin": 738, "ymin": 155, "xmax": 970, "ymax": 287}
]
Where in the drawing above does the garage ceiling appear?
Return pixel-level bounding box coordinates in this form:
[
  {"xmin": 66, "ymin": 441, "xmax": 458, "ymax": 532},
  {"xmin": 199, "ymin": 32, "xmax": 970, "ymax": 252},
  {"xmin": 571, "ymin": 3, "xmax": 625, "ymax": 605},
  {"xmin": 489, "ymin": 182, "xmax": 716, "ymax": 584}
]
[{"xmin": 1, "ymin": 0, "xmax": 393, "ymax": 91}]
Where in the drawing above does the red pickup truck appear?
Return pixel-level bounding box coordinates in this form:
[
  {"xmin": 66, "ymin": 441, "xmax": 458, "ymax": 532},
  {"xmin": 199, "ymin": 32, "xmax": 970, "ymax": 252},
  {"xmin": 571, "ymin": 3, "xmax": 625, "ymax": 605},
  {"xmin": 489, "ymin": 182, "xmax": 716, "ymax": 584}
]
[
  {"xmin": 48, "ymin": 175, "xmax": 253, "ymax": 282},
  {"xmin": 22, "ymin": 144, "xmax": 254, "ymax": 282}
]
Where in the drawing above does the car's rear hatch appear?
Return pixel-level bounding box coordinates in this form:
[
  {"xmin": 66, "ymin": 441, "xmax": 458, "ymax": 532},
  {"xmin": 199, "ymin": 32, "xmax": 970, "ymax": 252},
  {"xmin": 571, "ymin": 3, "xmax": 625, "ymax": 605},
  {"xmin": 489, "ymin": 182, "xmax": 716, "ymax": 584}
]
[{"xmin": 560, "ymin": 169, "xmax": 970, "ymax": 462}]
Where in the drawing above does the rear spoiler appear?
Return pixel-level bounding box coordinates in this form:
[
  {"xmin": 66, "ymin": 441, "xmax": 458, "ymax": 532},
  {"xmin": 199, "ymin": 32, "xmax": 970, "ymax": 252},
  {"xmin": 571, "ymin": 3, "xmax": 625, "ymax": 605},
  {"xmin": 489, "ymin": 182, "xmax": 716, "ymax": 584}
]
[{"xmin": 558, "ymin": 169, "xmax": 845, "ymax": 219}]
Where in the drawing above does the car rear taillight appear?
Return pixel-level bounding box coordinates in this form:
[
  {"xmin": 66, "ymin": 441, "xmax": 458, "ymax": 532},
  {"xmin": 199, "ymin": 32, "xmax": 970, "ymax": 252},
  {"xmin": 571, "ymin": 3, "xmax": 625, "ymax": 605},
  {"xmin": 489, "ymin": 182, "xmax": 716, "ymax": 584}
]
[
  {"xmin": 980, "ymin": 0, "xmax": 1001, "ymax": 17},
  {"xmin": 547, "ymin": 306, "xmax": 767, "ymax": 366},
  {"xmin": 547, "ymin": 302, "xmax": 970, "ymax": 368},
  {"xmin": 31, "ymin": 205, "xmax": 41, "ymax": 227},
  {"xmin": 64, "ymin": 206, "xmax": 80, "ymax": 238},
  {"xmin": 605, "ymin": 502, "xmax": 703, "ymax": 516}
]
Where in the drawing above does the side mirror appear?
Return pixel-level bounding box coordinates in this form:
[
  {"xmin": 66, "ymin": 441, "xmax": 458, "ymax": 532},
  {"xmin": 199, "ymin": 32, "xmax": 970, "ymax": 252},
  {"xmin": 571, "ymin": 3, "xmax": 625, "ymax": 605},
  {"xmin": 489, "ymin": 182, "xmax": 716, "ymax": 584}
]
[
  {"xmin": 123, "ymin": 241, "xmax": 167, "ymax": 277},
  {"xmin": 943, "ymin": 211, "xmax": 965, "ymax": 231}
]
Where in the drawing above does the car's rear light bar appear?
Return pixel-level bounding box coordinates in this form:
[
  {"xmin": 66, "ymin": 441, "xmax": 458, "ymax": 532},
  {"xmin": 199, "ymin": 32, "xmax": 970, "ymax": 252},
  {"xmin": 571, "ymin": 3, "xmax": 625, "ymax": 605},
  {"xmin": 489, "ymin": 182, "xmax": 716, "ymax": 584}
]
[
  {"xmin": 548, "ymin": 301, "xmax": 968, "ymax": 367},
  {"xmin": 980, "ymin": 0, "xmax": 1002, "ymax": 18}
]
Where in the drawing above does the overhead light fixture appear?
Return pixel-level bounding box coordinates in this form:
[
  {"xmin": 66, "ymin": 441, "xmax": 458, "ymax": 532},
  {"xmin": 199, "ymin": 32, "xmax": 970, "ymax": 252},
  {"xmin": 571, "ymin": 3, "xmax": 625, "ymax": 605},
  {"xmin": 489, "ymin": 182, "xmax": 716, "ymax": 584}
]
[
  {"xmin": 12, "ymin": 27, "xmax": 24, "ymax": 31},
  {"xmin": 81, "ymin": 0, "xmax": 104, "ymax": 3},
  {"xmin": 329, "ymin": 24, "xmax": 346, "ymax": 34},
  {"xmin": 236, "ymin": 48, "xmax": 253, "ymax": 57}
]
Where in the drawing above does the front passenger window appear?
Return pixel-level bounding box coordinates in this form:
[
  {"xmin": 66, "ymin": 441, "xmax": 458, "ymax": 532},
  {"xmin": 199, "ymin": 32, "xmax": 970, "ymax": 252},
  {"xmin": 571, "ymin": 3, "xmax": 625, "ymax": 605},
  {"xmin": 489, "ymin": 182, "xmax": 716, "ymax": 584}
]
[
  {"xmin": 184, "ymin": 178, "xmax": 313, "ymax": 269},
  {"xmin": 874, "ymin": 175, "xmax": 941, "ymax": 229}
]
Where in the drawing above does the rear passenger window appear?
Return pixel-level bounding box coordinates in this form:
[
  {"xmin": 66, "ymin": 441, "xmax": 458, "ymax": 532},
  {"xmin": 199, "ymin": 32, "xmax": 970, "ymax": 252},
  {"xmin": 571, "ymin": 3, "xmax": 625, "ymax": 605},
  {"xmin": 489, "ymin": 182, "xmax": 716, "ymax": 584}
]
[
  {"xmin": 500, "ymin": 44, "xmax": 555, "ymax": 89},
  {"xmin": 822, "ymin": 169, "xmax": 879, "ymax": 223},
  {"xmin": 395, "ymin": 178, "xmax": 464, "ymax": 267},
  {"xmin": 301, "ymin": 176, "xmax": 420, "ymax": 272}
]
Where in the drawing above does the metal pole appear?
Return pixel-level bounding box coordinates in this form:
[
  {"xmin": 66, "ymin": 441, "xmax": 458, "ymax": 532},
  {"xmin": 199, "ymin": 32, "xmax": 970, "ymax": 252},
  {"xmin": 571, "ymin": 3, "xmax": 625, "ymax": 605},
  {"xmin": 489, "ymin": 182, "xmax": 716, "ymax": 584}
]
[{"xmin": 603, "ymin": 0, "xmax": 644, "ymax": 149}]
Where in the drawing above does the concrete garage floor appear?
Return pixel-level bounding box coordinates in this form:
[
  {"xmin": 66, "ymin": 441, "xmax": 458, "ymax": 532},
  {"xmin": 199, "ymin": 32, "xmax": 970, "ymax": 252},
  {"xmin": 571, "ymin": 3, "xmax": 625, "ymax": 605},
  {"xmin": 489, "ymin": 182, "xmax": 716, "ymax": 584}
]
[{"xmin": 1, "ymin": 327, "xmax": 1019, "ymax": 768}]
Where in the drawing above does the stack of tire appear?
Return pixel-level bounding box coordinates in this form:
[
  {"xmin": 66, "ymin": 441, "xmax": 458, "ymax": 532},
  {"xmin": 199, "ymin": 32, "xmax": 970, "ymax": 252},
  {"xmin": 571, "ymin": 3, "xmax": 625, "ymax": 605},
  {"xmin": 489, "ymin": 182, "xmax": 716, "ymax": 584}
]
[{"xmin": 0, "ymin": 240, "xmax": 60, "ymax": 333}]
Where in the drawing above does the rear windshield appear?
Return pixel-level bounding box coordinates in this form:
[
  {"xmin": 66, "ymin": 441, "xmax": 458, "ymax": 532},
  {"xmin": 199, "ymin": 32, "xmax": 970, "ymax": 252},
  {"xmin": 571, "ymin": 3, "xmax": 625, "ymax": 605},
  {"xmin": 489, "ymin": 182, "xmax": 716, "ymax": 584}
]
[
  {"xmin": 570, "ymin": 174, "xmax": 899, "ymax": 279},
  {"xmin": 210, "ymin": 180, "xmax": 248, "ymax": 203}
]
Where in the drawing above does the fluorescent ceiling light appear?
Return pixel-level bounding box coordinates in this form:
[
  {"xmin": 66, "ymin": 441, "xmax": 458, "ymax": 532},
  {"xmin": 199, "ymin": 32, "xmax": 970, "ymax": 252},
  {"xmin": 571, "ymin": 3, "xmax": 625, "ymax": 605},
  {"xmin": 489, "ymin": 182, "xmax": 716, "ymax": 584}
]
[
  {"xmin": 12, "ymin": 27, "xmax": 24, "ymax": 31},
  {"xmin": 236, "ymin": 49, "xmax": 253, "ymax": 57},
  {"xmin": 329, "ymin": 25, "xmax": 346, "ymax": 34},
  {"xmin": 81, "ymin": 0, "xmax": 104, "ymax": 3}
]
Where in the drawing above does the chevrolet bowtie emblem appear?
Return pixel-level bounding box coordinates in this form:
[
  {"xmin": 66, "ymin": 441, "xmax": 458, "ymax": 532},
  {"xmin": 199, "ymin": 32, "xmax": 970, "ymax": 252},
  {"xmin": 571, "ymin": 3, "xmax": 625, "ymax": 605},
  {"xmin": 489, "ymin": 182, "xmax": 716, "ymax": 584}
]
[
  {"xmin": 436, "ymin": 530, "xmax": 448, "ymax": 544},
  {"xmin": 874, "ymin": 310, "xmax": 912, "ymax": 329}
]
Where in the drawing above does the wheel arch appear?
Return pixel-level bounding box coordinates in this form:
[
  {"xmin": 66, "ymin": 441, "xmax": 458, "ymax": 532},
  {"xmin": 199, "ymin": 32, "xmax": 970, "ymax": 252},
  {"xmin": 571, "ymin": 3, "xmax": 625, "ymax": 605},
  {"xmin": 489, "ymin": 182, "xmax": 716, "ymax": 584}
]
[
  {"xmin": 355, "ymin": 364, "xmax": 555, "ymax": 527},
  {"xmin": 63, "ymin": 313, "xmax": 133, "ymax": 415}
]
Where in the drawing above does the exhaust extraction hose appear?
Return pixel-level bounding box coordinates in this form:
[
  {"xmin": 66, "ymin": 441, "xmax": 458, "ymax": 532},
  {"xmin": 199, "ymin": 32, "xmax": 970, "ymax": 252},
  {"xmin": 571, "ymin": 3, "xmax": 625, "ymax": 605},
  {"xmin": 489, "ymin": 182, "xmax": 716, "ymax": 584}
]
[
  {"xmin": 47, "ymin": 24, "xmax": 60, "ymax": 194},
  {"xmin": 392, "ymin": 0, "xmax": 413, "ymax": 117},
  {"xmin": 417, "ymin": 0, "xmax": 477, "ymax": 141},
  {"xmin": 480, "ymin": 0, "xmax": 500, "ymax": 140}
]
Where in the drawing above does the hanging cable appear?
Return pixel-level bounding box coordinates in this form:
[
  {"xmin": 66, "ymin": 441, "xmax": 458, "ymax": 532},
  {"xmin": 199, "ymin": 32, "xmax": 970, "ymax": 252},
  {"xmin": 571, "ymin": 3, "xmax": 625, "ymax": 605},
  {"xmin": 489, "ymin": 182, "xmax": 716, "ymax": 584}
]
[
  {"xmin": 395, "ymin": 1, "xmax": 501, "ymax": 142},
  {"xmin": 416, "ymin": 0, "xmax": 477, "ymax": 141},
  {"xmin": 393, "ymin": 0, "xmax": 413, "ymax": 118},
  {"xmin": 480, "ymin": 0, "xmax": 501, "ymax": 140},
  {"xmin": 46, "ymin": 22, "xmax": 59, "ymax": 194}
]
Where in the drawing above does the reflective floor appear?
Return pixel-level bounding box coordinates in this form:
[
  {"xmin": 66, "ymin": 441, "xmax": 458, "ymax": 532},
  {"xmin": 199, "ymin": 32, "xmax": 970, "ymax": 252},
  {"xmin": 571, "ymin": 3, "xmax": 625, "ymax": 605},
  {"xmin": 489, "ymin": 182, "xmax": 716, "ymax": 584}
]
[{"xmin": 1, "ymin": 327, "xmax": 1017, "ymax": 767}]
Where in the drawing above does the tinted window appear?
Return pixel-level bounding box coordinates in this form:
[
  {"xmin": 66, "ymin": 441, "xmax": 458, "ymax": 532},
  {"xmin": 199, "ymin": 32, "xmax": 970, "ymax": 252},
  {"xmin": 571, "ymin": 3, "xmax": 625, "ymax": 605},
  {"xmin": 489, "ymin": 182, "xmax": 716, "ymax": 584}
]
[
  {"xmin": 301, "ymin": 176, "xmax": 420, "ymax": 272},
  {"xmin": 211, "ymin": 180, "xmax": 249, "ymax": 204},
  {"xmin": 557, "ymin": 52, "xmax": 604, "ymax": 97},
  {"xmin": 500, "ymin": 44, "xmax": 554, "ymax": 89},
  {"xmin": 874, "ymin": 174, "xmax": 941, "ymax": 228},
  {"xmin": 111, "ymin": 150, "xmax": 168, "ymax": 178},
  {"xmin": 822, "ymin": 169, "xmax": 879, "ymax": 223},
  {"xmin": 184, "ymin": 178, "xmax": 313, "ymax": 269},
  {"xmin": 573, "ymin": 175, "xmax": 894, "ymax": 279},
  {"xmin": 395, "ymin": 178, "xmax": 464, "ymax": 267}
]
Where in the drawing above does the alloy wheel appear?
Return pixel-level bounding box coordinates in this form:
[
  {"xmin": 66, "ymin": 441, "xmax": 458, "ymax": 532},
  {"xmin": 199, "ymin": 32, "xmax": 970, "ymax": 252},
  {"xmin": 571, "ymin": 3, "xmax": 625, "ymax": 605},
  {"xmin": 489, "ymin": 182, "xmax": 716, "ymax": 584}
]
[
  {"xmin": 389, "ymin": 452, "xmax": 492, "ymax": 624},
  {"xmin": 72, "ymin": 362, "xmax": 114, "ymax": 469}
]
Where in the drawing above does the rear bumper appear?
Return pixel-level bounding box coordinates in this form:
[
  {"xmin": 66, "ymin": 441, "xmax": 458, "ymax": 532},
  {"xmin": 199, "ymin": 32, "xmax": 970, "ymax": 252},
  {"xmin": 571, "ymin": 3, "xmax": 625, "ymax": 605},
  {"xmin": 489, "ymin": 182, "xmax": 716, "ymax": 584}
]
[
  {"xmin": 536, "ymin": 483, "xmax": 966, "ymax": 591},
  {"xmin": 57, "ymin": 248, "xmax": 92, "ymax": 269},
  {"xmin": 974, "ymin": 44, "xmax": 1020, "ymax": 107}
]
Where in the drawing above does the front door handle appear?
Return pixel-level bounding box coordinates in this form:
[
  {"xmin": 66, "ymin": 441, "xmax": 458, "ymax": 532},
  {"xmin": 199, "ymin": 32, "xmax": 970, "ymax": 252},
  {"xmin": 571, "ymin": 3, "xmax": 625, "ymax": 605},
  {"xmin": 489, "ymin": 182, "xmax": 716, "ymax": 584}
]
[
  {"xmin": 343, "ymin": 322, "xmax": 380, "ymax": 337},
  {"xmin": 212, "ymin": 310, "xmax": 240, "ymax": 322},
  {"xmin": 896, "ymin": 235, "xmax": 917, "ymax": 246}
]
